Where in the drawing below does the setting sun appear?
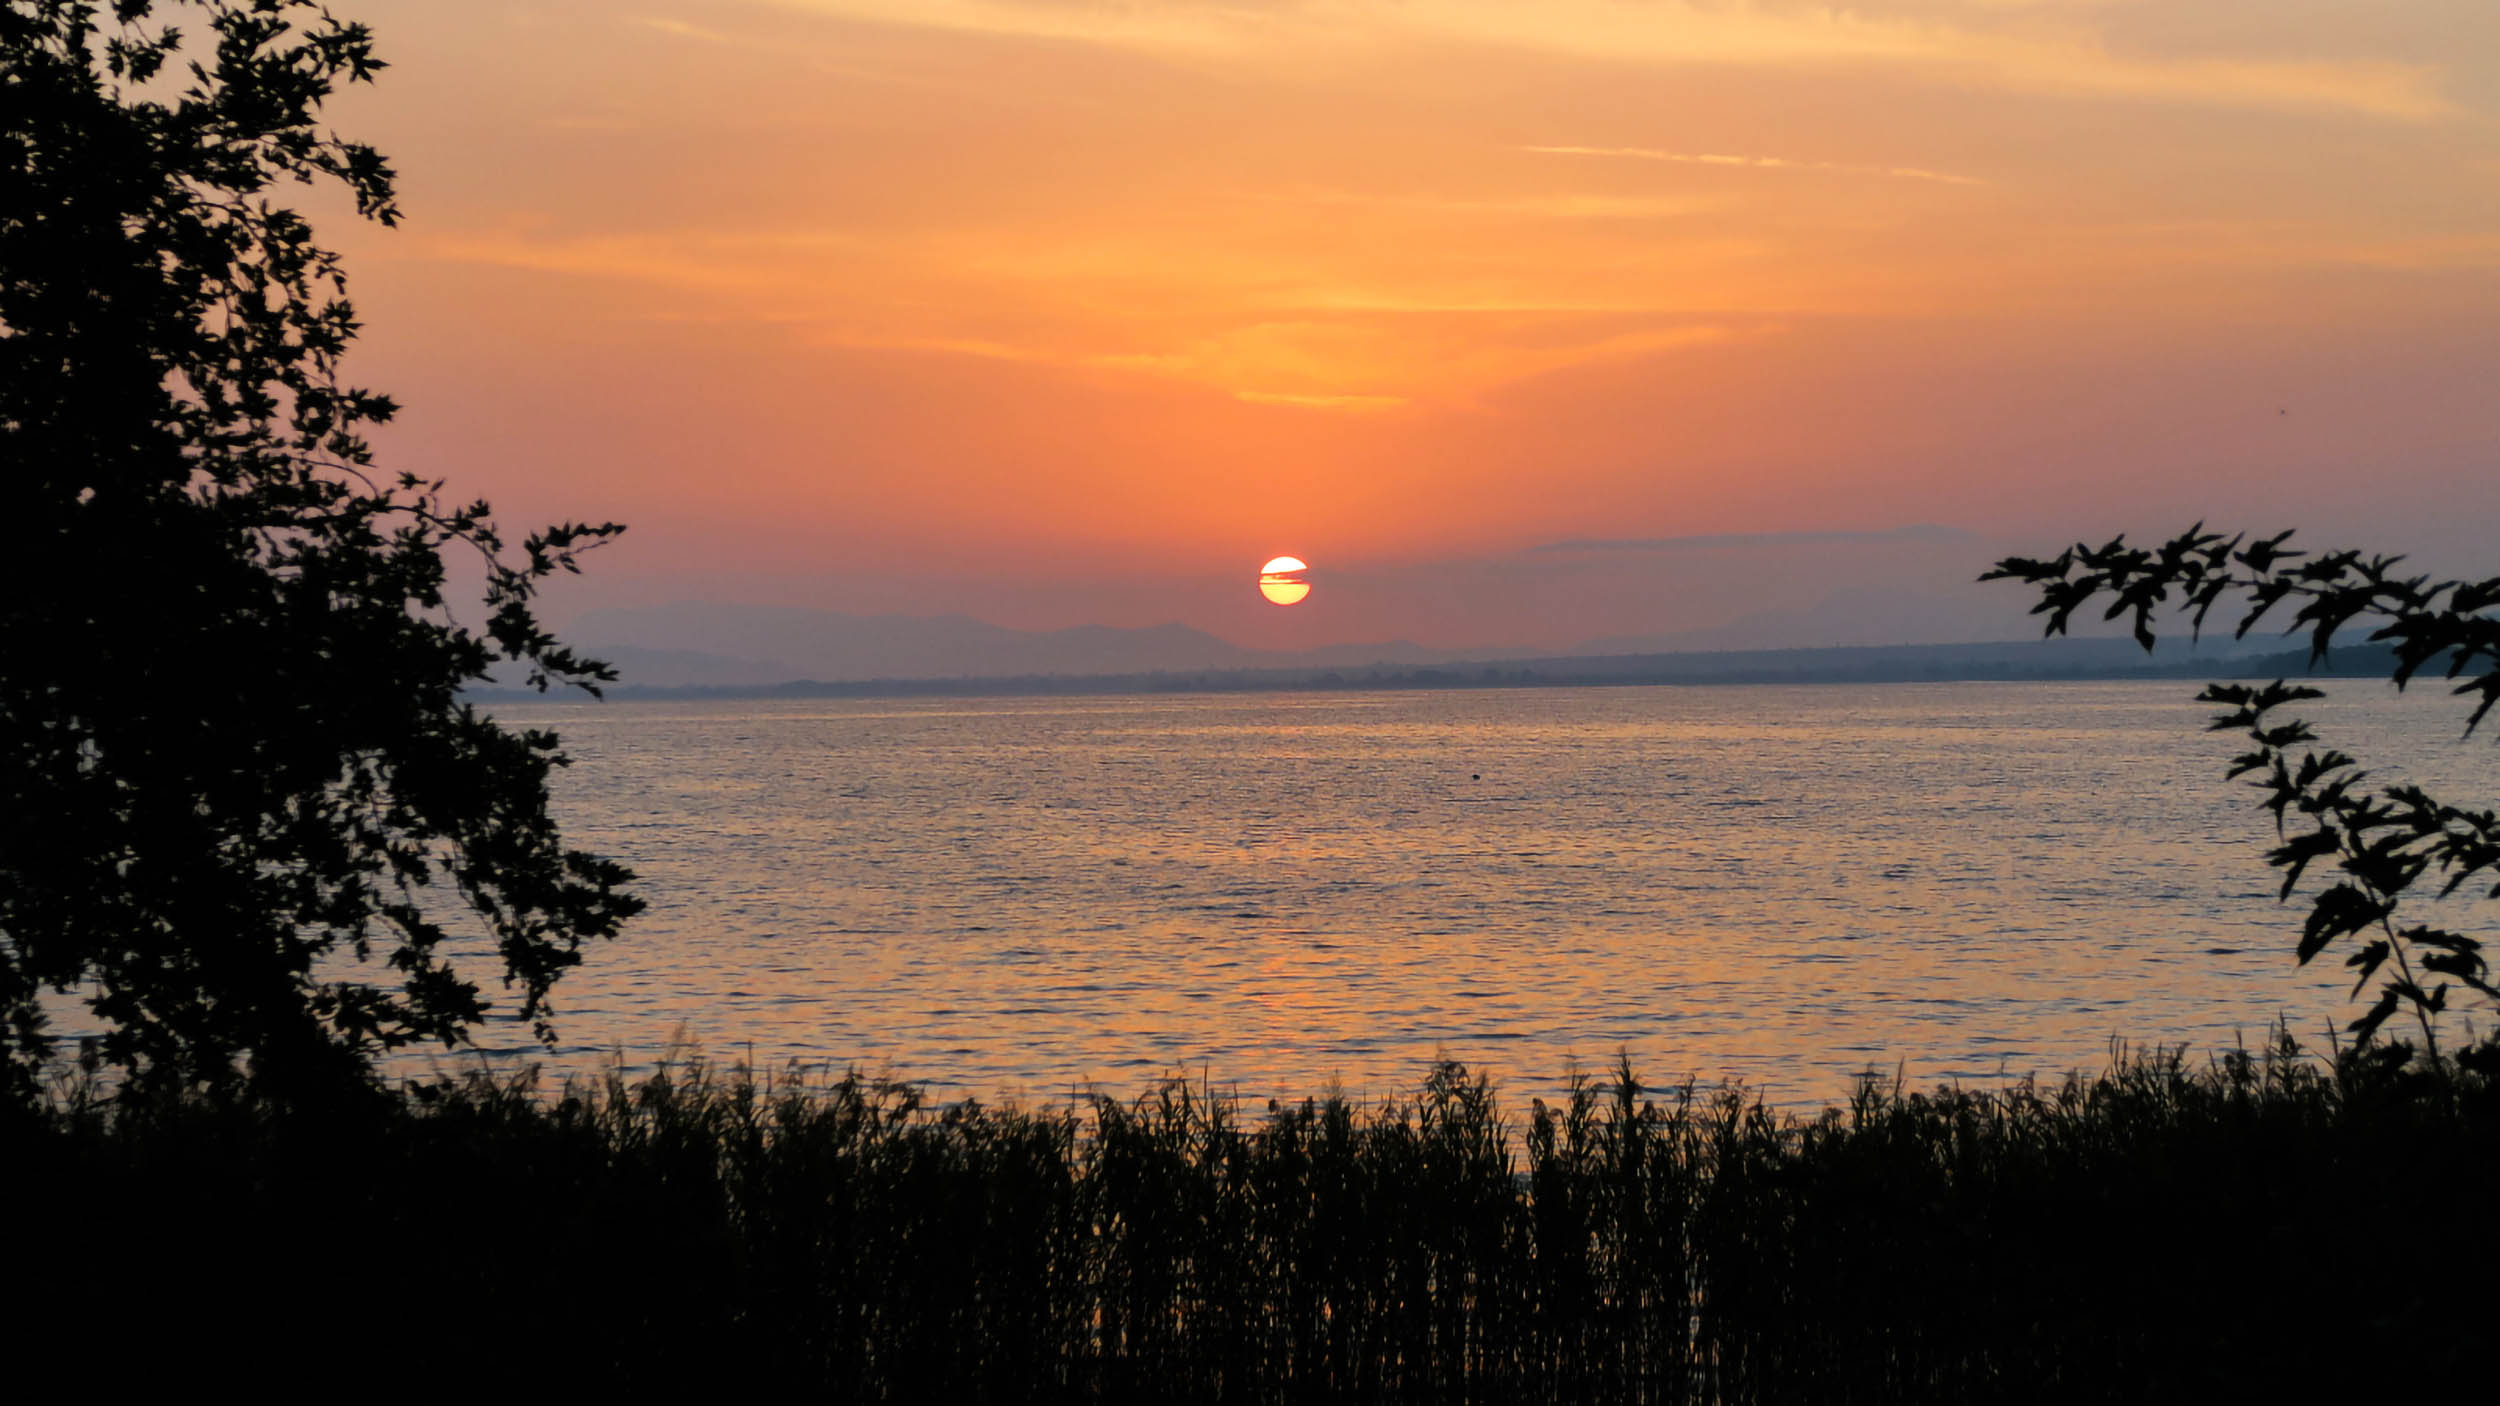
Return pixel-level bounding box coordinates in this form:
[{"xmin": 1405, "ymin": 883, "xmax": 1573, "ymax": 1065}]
[{"xmin": 1258, "ymin": 555, "xmax": 1312, "ymax": 606}]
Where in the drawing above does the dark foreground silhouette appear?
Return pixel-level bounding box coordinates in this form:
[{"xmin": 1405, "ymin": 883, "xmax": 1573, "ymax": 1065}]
[{"xmin": 19, "ymin": 1040, "xmax": 2494, "ymax": 1400}]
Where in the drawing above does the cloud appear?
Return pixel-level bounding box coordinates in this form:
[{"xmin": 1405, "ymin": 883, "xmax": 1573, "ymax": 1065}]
[
  {"xmin": 1517, "ymin": 146, "xmax": 1988, "ymax": 187},
  {"xmin": 1253, "ymin": 187, "xmax": 1737, "ymax": 219},
  {"xmin": 1533, "ymin": 525, "xmax": 1979, "ymax": 553},
  {"xmin": 1233, "ymin": 390, "xmax": 1409, "ymax": 411},
  {"xmin": 1129, "ymin": 319, "xmax": 1758, "ymax": 407},
  {"xmin": 635, "ymin": 17, "xmax": 736, "ymax": 45},
  {"xmin": 752, "ymin": 0, "xmax": 2454, "ymax": 120},
  {"xmin": 410, "ymin": 228, "xmax": 874, "ymax": 298}
]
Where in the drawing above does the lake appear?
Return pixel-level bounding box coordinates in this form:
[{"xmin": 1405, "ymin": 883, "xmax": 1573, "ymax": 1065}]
[{"xmin": 453, "ymin": 680, "xmax": 2496, "ymax": 1106}]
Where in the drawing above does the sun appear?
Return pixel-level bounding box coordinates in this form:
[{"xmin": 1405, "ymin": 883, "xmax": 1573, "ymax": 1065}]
[{"xmin": 1258, "ymin": 555, "xmax": 1311, "ymax": 606}]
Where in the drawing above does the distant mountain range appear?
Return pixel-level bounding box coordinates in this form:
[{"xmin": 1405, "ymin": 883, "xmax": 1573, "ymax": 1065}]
[
  {"xmin": 486, "ymin": 600, "xmax": 2324, "ymax": 699},
  {"xmin": 556, "ymin": 600, "xmax": 1536, "ymax": 688}
]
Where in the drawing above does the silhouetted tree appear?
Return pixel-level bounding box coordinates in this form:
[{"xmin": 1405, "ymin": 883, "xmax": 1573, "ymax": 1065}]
[
  {"xmin": 1986, "ymin": 528, "xmax": 2499, "ymax": 1061},
  {"xmin": 1, "ymin": 1, "xmax": 639, "ymax": 1102}
]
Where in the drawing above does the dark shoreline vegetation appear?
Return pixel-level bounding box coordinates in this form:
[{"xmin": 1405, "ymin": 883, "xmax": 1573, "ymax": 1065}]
[{"xmin": 21, "ymin": 1037, "xmax": 2494, "ymax": 1399}]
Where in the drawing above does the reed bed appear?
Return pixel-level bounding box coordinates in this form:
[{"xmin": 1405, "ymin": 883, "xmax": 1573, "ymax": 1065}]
[{"xmin": 18, "ymin": 1038, "xmax": 2494, "ymax": 1399}]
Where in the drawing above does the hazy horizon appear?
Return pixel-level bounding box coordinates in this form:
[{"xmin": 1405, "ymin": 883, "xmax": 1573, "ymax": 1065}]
[{"xmin": 542, "ymin": 592, "xmax": 2293, "ymax": 691}]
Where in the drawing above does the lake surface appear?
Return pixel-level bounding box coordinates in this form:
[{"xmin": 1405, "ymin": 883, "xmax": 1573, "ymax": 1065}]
[{"xmin": 450, "ymin": 681, "xmax": 2496, "ymax": 1106}]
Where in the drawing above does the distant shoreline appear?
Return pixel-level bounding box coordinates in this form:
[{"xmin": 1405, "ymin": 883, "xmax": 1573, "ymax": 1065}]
[{"xmin": 472, "ymin": 637, "xmax": 2402, "ymax": 704}]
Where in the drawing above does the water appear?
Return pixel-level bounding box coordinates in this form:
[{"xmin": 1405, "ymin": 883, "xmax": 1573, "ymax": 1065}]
[{"xmin": 445, "ymin": 682, "xmax": 2494, "ymax": 1104}]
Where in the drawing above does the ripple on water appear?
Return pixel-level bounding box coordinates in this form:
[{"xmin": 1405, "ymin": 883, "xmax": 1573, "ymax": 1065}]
[{"xmin": 61, "ymin": 681, "xmax": 2482, "ymax": 1109}]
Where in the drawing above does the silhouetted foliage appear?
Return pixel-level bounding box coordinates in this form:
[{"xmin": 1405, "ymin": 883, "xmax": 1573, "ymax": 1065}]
[
  {"xmin": 0, "ymin": 1, "xmax": 637, "ymax": 1101},
  {"xmin": 1985, "ymin": 527, "xmax": 2500, "ymax": 1056},
  {"xmin": 19, "ymin": 1048, "xmax": 2493, "ymax": 1397}
]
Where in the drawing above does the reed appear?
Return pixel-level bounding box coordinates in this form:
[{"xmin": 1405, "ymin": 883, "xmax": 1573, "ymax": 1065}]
[{"xmin": 17, "ymin": 1035, "xmax": 2494, "ymax": 1399}]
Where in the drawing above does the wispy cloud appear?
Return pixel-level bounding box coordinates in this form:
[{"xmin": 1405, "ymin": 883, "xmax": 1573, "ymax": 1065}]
[
  {"xmin": 1233, "ymin": 390, "xmax": 1409, "ymax": 411},
  {"xmin": 1141, "ymin": 320, "xmax": 1758, "ymax": 408},
  {"xmin": 1534, "ymin": 525, "xmax": 1977, "ymax": 553},
  {"xmin": 1517, "ymin": 146, "xmax": 1988, "ymax": 187},
  {"xmin": 1255, "ymin": 187, "xmax": 1736, "ymax": 219},
  {"xmin": 757, "ymin": 0, "xmax": 2454, "ymax": 120},
  {"xmin": 411, "ymin": 228, "xmax": 876, "ymax": 298},
  {"xmin": 635, "ymin": 17, "xmax": 735, "ymax": 45}
]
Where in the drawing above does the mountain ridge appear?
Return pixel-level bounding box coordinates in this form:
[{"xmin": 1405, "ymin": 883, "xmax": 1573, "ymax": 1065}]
[
  {"xmin": 559, "ymin": 599, "xmax": 1539, "ymax": 687},
  {"xmin": 491, "ymin": 601, "xmax": 2313, "ymax": 701}
]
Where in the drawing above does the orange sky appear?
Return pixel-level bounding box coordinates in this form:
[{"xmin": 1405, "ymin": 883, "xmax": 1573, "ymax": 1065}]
[{"xmin": 322, "ymin": 1, "xmax": 2500, "ymax": 648}]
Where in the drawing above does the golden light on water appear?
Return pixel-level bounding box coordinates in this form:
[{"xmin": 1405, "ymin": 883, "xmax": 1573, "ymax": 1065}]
[{"xmin": 1259, "ymin": 556, "xmax": 1312, "ymax": 606}]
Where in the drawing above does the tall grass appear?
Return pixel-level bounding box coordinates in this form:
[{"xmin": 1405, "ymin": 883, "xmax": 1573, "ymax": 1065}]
[{"xmin": 17, "ymin": 1037, "xmax": 2494, "ymax": 1399}]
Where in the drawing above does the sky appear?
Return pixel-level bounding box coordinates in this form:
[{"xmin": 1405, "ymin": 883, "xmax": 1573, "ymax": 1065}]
[{"xmin": 318, "ymin": 0, "xmax": 2500, "ymax": 652}]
